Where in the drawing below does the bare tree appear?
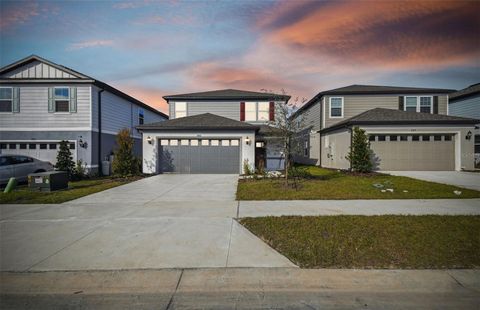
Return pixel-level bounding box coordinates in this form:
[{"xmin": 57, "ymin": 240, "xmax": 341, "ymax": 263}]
[{"xmin": 261, "ymin": 88, "xmax": 307, "ymax": 185}]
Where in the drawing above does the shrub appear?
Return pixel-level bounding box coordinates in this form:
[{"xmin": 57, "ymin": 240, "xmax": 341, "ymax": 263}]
[
  {"xmin": 55, "ymin": 140, "xmax": 75, "ymax": 179},
  {"xmin": 111, "ymin": 129, "xmax": 140, "ymax": 177},
  {"xmin": 243, "ymin": 159, "xmax": 253, "ymax": 176},
  {"xmin": 71, "ymin": 159, "xmax": 88, "ymax": 180},
  {"xmin": 346, "ymin": 127, "xmax": 373, "ymax": 173}
]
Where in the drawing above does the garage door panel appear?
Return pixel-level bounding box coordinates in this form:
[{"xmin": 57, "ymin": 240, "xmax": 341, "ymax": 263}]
[
  {"xmin": 370, "ymin": 135, "xmax": 455, "ymax": 171},
  {"xmin": 159, "ymin": 142, "xmax": 240, "ymax": 174}
]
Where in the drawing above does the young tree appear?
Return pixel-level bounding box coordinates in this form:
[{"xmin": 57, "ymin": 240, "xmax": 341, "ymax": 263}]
[
  {"xmin": 55, "ymin": 140, "xmax": 75, "ymax": 178},
  {"xmin": 262, "ymin": 88, "xmax": 307, "ymax": 185},
  {"xmin": 111, "ymin": 128, "xmax": 140, "ymax": 177},
  {"xmin": 346, "ymin": 127, "xmax": 373, "ymax": 173}
]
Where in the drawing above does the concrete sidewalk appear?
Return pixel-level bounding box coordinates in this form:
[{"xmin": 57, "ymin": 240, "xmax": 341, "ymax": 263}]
[
  {"xmin": 1, "ymin": 268, "xmax": 479, "ymax": 309},
  {"xmin": 239, "ymin": 199, "xmax": 480, "ymax": 217}
]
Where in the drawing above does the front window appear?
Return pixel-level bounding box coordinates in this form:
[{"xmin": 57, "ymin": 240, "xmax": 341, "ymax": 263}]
[
  {"xmin": 0, "ymin": 87, "xmax": 13, "ymax": 112},
  {"xmin": 54, "ymin": 87, "xmax": 70, "ymax": 112},
  {"xmin": 330, "ymin": 97, "xmax": 343, "ymax": 118},
  {"xmin": 245, "ymin": 102, "xmax": 256, "ymax": 121},
  {"xmin": 175, "ymin": 102, "xmax": 187, "ymax": 118},
  {"xmin": 405, "ymin": 96, "xmax": 417, "ymax": 112},
  {"xmin": 419, "ymin": 97, "xmax": 432, "ymax": 113},
  {"xmin": 138, "ymin": 108, "xmax": 144, "ymax": 125},
  {"xmin": 257, "ymin": 102, "xmax": 269, "ymax": 121}
]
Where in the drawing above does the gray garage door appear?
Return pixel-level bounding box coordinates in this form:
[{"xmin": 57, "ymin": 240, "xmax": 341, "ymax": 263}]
[
  {"xmin": 369, "ymin": 134, "xmax": 455, "ymax": 171},
  {"xmin": 159, "ymin": 139, "xmax": 240, "ymax": 174}
]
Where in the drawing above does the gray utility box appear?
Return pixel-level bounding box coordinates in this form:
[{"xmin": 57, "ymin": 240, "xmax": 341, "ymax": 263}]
[{"xmin": 28, "ymin": 171, "xmax": 68, "ymax": 192}]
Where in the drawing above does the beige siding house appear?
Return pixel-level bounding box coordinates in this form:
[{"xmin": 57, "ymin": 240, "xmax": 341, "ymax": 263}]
[{"xmin": 293, "ymin": 85, "xmax": 478, "ymax": 171}]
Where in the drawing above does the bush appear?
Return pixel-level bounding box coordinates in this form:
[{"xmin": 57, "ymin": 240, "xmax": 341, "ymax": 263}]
[
  {"xmin": 346, "ymin": 127, "xmax": 373, "ymax": 173},
  {"xmin": 111, "ymin": 129, "xmax": 141, "ymax": 177},
  {"xmin": 55, "ymin": 140, "xmax": 75, "ymax": 179},
  {"xmin": 71, "ymin": 159, "xmax": 88, "ymax": 181},
  {"xmin": 243, "ymin": 159, "xmax": 253, "ymax": 176},
  {"xmin": 288, "ymin": 165, "xmax": 311, "ymax": 179}
]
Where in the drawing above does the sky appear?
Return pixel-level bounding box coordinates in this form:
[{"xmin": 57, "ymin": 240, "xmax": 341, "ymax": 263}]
[{"xmin": 1, "ymin": 0, "xmax": 479, "ymax": 113}]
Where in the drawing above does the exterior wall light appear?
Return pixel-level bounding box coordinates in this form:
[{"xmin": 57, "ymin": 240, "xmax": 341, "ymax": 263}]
[
  {"xmin": 466, "ymin": 131, "xmax": 472, "ymax": 140},
  {"xmin": 245, "ymin": 136, "xmax": 251, "ymax": 145},
  {"xmin": 78, "ymin": 136, "xmax": 88, "ymax": 148},
  {"xmin": 147, "ymin": 136, "xmax": 153, "ymax": 144}
]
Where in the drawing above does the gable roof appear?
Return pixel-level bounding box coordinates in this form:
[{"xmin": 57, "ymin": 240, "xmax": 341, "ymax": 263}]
[
  {"xmin": 163, "ymin": 89, "xmax": 290, "ymax": 101},
  {"xmin": 0, "ymin": 55, "xmax": 168, "ymax": 119},
  {"xmin": 294, "ymin": 84, "xmax": 456, "ymax": 116},
  {"xmin": 320, "ymin": 108, "xmax": 479, "ymax": 134},
  {"xmin": 137, "ymin": 113, "xmax": 258, "ymax": 131},
  {"xmin": 449, "ymin": 83, "xmax": 480, "ymax": 102}
]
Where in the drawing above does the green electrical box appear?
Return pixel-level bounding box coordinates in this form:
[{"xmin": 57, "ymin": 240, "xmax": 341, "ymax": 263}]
[{"xmin": 28, "ymin": 171, "xmax": 69, "ymax": 192}]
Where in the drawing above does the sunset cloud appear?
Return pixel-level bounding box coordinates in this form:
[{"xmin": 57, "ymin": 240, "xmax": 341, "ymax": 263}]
[
  {"xmin": 265, "ymin": 0, "xmax": 480, "ymax": 70},
  {"xmin": 113, "ymin": 83, "xmax": 169, "ymax": 113},
  {"xmin": 0, "ymin": 1, "xmax": 39, "ymax": 31},
  {"xmin": 66, "ymin": 40, "xmax": 114, "ymax": 51}
]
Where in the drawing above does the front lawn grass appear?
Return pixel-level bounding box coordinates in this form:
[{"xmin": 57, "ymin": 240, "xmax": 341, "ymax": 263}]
[
  {"xmin": 0, "ymin": 176, "xmax": 142, "ymax": 204},
  {"xmin": 240, "ymin": 215, "xmax": 480, "ymax": 269},
  {"xmin": 237, "ymin": 166, "xmax": 480, "ymax": 200}
]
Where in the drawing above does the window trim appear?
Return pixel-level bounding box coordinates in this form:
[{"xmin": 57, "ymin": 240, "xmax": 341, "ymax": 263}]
[
  {"xmin": 404, "ymin": 95, "xmax": 433, "ymax": 114},
  {"xmin": 244, "ymin": 101, "xmax": 257, "ymax": 121},
  {"xmin": 0, "ymin": 86, "xmax": 13, "ymax": 113},
  {"xmin": 53, "ymin": 86, "xmax": 71, "ymax": 113},
  {"xmin": 329, "ymin": 97, "xmax": 344, "ymax": 118}
]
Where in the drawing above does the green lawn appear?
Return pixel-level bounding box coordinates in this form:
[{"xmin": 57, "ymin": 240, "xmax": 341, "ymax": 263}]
[
  {"xmin": 240, "ymin": 215, "xmax": 480, "ymax": 269},
  {"xmin": 0, "ymin": 177, "xmax": 142, "ymax": 204},
  {"xmin": 237, "ymin": 166, "xmax": 480, "ymax": 200}
]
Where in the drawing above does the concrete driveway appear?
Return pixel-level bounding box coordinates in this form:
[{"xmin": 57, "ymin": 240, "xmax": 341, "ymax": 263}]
[
  {"xmin": 383, "ymin": 171, "xmax": 480, "ymax": 191},
  {"xmin": 0, "ymin": 174, "xmax": 295, "ymax": 272}
]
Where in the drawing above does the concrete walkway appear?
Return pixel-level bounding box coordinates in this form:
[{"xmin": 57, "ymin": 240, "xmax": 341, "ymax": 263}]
[
  {"xmin": 239, "ymin": 199, "xmax": 480, "ymax": 217},
  {"xmin": 2, "ymin": 268, "xmax": 479, "ymax": 309},
  {"xmin": 383, "ymin": 171, "xmax": 480, "ymax": 191},
  {"xmin": 0, "ymin": 175, "xmax": 294, "ymax": 272}
]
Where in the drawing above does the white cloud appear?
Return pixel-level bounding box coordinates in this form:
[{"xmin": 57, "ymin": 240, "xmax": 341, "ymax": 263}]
[{"xmin": 66, "ymin": 40, "xmax": 114, "ymax": 51}]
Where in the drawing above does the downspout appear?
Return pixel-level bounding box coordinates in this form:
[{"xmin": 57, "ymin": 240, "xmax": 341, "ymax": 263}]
[
  {"xmin": 97, "ymin": 89, "xmax": 104, "ymax": 176},
  {"xmin": 349, "ymin": 126, "xmax": 353, "ymax": 171}
]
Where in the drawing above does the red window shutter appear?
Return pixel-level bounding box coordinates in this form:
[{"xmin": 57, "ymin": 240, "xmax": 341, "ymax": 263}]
[
  {"xmin": 240, "ymin": 102, "xmax": 245, "ymax": 121},
  {"xmin": 269, "ymin": 101, "xmax": 275, "ymax": 121}
]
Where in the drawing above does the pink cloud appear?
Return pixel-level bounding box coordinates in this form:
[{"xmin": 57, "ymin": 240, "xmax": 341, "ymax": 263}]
[
  {"xmin": 66, "ymin": 40, "xmax": 114, "ymax": 51},
  {"xmin": 0, "ymin": 1, "xmax": 39, "ymax": 31}
]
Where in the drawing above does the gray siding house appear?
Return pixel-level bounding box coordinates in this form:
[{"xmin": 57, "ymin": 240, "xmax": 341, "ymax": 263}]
[
  {"xmin": 448, "ymin": 83, "xmax": 480, "ymax": 166},
  {"xmin": 138, "ymin": 89, "xmax": 289, "ymax": 174},
  {"xmin": 0, "ymin": 55, "xmax": 167, "ymax": 173},
  {"xmin": 293, "ymin": 85, "xmax": 478, "ymax": 171}
]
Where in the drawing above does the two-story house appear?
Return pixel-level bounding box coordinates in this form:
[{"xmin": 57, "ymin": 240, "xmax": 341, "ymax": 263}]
[
  {"xmin": 293, "ymin": 85, "xmax": 478, "ymax": 171},
  {"xmin": 138, "ymin": 89, "xmax": 290, "ymax": 174},
  {"xmin": 0, "ymin": 55, "xmax": 167, "ymax": 173},
  {"xmin": 448, "ymin": 83, "xmax": 480, "ymax": 167}
]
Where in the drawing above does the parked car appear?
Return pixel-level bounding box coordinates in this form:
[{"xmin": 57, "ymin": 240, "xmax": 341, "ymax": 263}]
[{"xmin": 0, "ymin": 155, "xmax": 54, "ymax": 185}]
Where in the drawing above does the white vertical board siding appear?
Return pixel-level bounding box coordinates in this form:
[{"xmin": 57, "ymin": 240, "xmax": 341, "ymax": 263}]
[
  {"xmin": 1, "ymin": 61, "xmax": 77, "ymax": 79},
  {"xmin": 0, "ymin": 84, "xmax": 91, "ymax": 129}
]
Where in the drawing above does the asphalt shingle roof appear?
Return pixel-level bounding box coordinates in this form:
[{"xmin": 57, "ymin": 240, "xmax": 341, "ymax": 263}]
[
  {"xmin": 294, "ymin": 84, "xmax": 456, "ymax": 116},
  {"xmin": 137, "ymin": 113, "xmax": 258, "ymax": 131},
  {"xmin": 163, "ymin": 89, "xmax": 290, "ymax": 101},
  {"xmin": 321, "ymin": 108, "xmax": 479, "ymax": 133},
  {"xmin": 449, "ymin": 83, "xmax": 480, "ymax": 101}
]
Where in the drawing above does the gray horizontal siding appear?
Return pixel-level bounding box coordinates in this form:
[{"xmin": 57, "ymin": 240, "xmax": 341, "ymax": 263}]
[
  {"xmin": 0, "ymin": 84, "xmax": 91, "ymax": 129},
  {"xmin": 449, "ymin": 95, "xmax": 480, "ymax": 120},
  {"xmin": 324, "ymin": 94, "xmax": 448, "ymax": 128},
  {"xmin": 187, "ymin": 101, "xmax": 241, "ymax": 120},
  {"xmin": 1, "ymin": 60, "xmax": 76, "ymax": 79}
]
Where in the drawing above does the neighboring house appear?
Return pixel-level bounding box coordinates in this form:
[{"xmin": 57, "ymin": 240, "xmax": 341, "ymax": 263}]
[
  {"xmin": 138, "ymin": 89, "xmax": 290, "ymax": 174},
  {"xmin": 448, "ymin": 83, "xmax": 480, "ymax": 167},
  {"xmin": 292, "ymin": 85, "xmax": 478, "ymax": 171},
  {"xmin": 0, "ymin": 55, "xmax": 167, "ymax": 173}
]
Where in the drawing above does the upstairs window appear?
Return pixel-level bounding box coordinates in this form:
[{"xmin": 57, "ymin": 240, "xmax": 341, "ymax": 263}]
[
  {"xmin": 257, "ymin": 102, "xmax": 270, "ymax": 121},
  {"xmin": 54, "ymin": 87, "xmax": 70, "ymax": 112},
  {"xmin": 245, "ymin": 102, "xmax": 256, "ymax": 121},
  {"xmin": 405, "ymin": 96, "xmax": 417, "ymax": 112},
  {"xmin": 175, "ymin": 102, "xmax": 187, "ymax": 118},
  {"xmin": 405, "ymin": 96, "xmax": 432, "ymax": 113},
  {"xmin": 138, "ymin": 108, "xmax": 144, "ymax": 125},
  {"xmin": 329, "ymin": 97, "xmax": 343, "ymax": 118},
  {"xmin": 0, "ymin": 87, "xmax": 13, "ymax": 112}
]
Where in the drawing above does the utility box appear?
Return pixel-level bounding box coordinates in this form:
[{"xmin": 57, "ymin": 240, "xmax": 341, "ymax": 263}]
[{"xmin": 28, "ymin": 171, "xmax": 68, "ymax": 192}]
